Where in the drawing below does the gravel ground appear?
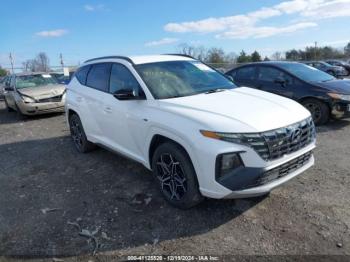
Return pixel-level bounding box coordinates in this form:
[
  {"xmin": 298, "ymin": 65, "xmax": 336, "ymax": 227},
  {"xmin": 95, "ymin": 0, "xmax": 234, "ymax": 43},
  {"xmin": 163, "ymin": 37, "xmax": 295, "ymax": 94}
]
[{"xmin": 0, "ymin": 100, "xmax": 349, "ymax": 261}]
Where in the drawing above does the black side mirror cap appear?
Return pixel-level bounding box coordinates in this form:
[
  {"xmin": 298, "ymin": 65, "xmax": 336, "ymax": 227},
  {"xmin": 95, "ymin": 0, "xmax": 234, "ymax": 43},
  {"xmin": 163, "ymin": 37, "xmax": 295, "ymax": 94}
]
[
  {"xmin": 113, "ymin": 89, "xmax": 145, "ymax": 100},
  {"xmin": 4, "ymin": 86, "xmax": 14, "ymax": 91}
]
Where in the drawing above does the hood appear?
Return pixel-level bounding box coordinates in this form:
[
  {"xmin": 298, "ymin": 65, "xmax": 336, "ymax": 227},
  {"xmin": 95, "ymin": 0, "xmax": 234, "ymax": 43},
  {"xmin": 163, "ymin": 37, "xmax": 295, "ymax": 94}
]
[
  {"xmin": 314, "ymin": 79, "xmax": 350, "ymax": 94},
  {"xmin": 157, "ymin": 87, "xmax": 311, "ymax": 133},
  {"xmin": 17, "ymin": 84, "xmax": 66, "ymax": 99}
]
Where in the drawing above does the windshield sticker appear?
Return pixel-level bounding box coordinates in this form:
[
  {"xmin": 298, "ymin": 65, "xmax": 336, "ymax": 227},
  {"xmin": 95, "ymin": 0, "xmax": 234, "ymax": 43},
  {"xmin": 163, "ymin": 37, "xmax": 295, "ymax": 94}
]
[
  {"xmin": 192, "ymin": 62, "xmax": 215, "ymax": 72},
  {"xmin": 42, "ymin": 74, "xmax": 52, "ymax": 78}
]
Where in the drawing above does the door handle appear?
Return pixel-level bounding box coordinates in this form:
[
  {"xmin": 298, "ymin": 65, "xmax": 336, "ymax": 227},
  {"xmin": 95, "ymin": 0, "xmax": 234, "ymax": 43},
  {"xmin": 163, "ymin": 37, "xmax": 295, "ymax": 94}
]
[{"xmin": 104, "ymin": 106, "xmax": 112, "ymax": 113}]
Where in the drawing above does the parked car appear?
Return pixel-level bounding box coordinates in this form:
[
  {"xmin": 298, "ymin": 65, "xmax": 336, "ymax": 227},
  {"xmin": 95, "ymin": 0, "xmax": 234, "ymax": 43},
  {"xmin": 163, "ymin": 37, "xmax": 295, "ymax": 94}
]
[
  {"xmin": 225, "ymin": 62, "xmax": 350, "ymax": 125},
  {"xmin": 66, "ymin": 55, "xmax": 316, "ymax": 208},
  {"xmin": 3, "ymin": 72, "xmax": 66, "ymax": 116},
  {"xmin": 51, "ymin": 71, "xmax": 75, "ymax": 85},
  {"xmin": 0, "ymin": 76, "xmax": 8, "ymax": 99},
  {"xmin": 303, "ymin": 61, "xmax": 347, "ymax": 78},
  {"xmin": 325, "ymin": 60, "xmax": 350, "ymax": 76}
]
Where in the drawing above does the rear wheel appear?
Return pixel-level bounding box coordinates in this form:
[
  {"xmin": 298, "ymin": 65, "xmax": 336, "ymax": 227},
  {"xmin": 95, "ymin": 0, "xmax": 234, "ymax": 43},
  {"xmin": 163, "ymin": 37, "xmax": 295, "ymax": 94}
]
[
  {"xmin": 152, "ymin": 142, "xmax": 204, "ymax": 209},
  {"xmin": 69, "ymin": 114, "xmax": 96, "ymax": 153},
  {"xmin": 302, "ymin": 98, "xmax": 330, "ymax": 125}
]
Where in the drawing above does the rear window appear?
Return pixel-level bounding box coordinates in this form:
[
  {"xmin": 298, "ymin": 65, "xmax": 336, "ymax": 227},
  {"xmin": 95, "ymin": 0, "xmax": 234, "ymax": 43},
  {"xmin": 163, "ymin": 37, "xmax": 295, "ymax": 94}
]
[
  {"xmin": 75, "ymin": 65, "xmax": 91, "ymax": 85},
  {"xmin": 86, "ymin": 63, "xmax": 111, "ymax": 92}
]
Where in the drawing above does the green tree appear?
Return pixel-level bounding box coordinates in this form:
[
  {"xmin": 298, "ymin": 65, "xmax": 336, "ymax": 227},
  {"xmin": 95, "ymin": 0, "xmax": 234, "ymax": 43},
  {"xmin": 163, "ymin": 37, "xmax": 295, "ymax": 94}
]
[
  {"xmin": 251, "ymin": 51, "xmax": 262, "ymax": 62},
  {"xmin": 236, "ymin": 50, "xmax": 251, "ymax": 63},
  {"xmin": 0, "ymin": 67, "xmax": 7, "ymax": 77}
]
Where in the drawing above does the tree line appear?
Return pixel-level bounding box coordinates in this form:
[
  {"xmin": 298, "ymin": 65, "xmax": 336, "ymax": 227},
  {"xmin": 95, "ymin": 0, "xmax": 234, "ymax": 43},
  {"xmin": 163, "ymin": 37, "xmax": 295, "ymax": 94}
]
[{"xmin": 178, "ymin": 42, "xmax": 350, "ymax": 66}]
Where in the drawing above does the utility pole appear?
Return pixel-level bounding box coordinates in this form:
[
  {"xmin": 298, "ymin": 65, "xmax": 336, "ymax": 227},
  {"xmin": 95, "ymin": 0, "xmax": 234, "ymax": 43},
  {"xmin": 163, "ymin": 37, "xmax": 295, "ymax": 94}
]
[
  {"xmin": 314, "ymin": 41, "xmax": 317, "ymax": 60},
  {"xmin": 60, "ymin": 53, "xmax": 64, "ymax": 71},
  {"xmin": 9, "ymin": 53, "xmax": 14, "ymax": 73}
]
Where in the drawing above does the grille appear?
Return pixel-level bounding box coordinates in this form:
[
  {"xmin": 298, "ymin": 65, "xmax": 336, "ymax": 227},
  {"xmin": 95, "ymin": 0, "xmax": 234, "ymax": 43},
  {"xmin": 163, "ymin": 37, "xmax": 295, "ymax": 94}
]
[
  {"xmin": 247, "ymin": 151, "xmax": 312, "ymax": 188},
  {"xmin": 243, "ymin": 117, "xmax": 315, "ymax": 161},
  {"xmin": 38, "ymin": 95, "xmax": 63, "ymax": 103}
]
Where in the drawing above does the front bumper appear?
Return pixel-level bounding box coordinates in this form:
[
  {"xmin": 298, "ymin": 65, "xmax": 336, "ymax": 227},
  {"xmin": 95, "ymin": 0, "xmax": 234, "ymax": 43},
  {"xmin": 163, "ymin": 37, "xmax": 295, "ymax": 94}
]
[
  {"xmin": 224, "ymin": 151, "xmax": 314, "ymax": 198},
  {"xmin": 17, "ymin": 100, "xmax": 65, "ymax": 115}
]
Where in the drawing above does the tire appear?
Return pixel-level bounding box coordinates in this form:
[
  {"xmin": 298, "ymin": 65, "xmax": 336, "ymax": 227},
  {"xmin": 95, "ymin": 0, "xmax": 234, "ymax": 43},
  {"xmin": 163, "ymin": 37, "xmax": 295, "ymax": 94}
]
[
  {"xmin": 302, "ymin": 98, "xmax": 330, "ymax": 125},
  {"xmin": 4, "ymin": 98, "xmax": 14, "ymax": 112},
  {"xmin": 69, "ymin": 114, "xmax": 96, "ymax": 153},
  {"xmin": 14, "ymin": 103, "xmax": 27, "ymax": 120},
  {"xmin": 151, "ymin": 142, "xmax": 204, "ymax": 209}
]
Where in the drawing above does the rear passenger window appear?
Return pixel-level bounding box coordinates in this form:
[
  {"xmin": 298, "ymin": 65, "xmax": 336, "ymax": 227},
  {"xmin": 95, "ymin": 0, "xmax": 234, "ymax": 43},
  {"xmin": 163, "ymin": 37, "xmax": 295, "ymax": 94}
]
[
  {"xmin": 109, "ymin": 64, "xmax": 141, "ymax": 94},
  {"xmin": 86, "ymin": 63, "xmax": 111, "ymax": 92},
  {"xmin": 236, "ymin": 67, "xmax": 256, "ymax": 80}
]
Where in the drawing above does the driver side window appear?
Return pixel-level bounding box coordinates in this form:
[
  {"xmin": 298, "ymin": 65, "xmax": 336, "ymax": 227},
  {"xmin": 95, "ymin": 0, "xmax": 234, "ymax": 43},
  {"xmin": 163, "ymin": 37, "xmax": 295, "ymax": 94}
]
[
  {"xmin": 258, "ymin": 67, "xmax": 293, "ymax": 84},
  {"xmin": 109, "ymin": 63, "xmax": 142, "ymax": 95}
]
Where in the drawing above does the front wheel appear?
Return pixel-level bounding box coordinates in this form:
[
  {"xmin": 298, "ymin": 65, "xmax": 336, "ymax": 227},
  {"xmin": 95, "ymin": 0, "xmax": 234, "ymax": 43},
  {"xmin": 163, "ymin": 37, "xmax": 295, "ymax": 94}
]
[
  {"xmin": 69, "ymin": 114, "xmax": 96, "ymax": 153},
  {"xmin": 302, "ymin": 98, "xmax": 330, "ymax": 125},
  {"xmin": 152, "ymin": 142, "xmax": 204, "ymax": 209}
]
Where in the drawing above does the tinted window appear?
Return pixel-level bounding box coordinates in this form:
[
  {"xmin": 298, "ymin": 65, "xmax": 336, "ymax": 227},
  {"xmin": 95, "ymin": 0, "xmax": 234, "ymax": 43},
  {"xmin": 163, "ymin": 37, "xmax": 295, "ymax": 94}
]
[
  {"xmin": 258, "ymin": 67, "xmax": 293, "ymax": 84},
  {"xmin": 86, "ymin": 63, "xmax": 111, "ymax": 92},
  {"xmin": 236, "ymin": 67, "xmax": 256, "ymax": 80},
  {"xmin": 75, "ymin": 65, "xmax": 91, "ymax": 85},
  {"xmin": 109, "ymin": 64, "xmax": 141, "ymax": 94}
]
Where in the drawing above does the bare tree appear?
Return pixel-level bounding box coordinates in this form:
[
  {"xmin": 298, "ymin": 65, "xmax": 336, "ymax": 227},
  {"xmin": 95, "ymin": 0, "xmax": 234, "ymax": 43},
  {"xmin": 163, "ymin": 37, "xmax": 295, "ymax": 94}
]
[
  {"xmin": 178, "ymin": 43, "xmax": 207, "ymax": 61},
  {"xmin": 21, "ymin": 52, "xmax": 51, "ymax": 72},
  {"xmin": 270, "ymin": 52, "xmax": 283, "ymax": 61},
  {"xmin": 35, "ymin": 52, "xmax": 50, "ymax": 72}
]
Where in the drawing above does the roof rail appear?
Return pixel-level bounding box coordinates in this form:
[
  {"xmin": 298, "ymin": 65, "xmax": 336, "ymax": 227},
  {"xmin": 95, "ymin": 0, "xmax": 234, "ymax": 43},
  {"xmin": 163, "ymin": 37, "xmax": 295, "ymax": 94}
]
[
  {"xmin": 164, "ymin": 53, "xmax": 196, "ymax": 59},
  {"xmin": 84, "ymin": 56, "xmax": 134, "ymax": 64}
]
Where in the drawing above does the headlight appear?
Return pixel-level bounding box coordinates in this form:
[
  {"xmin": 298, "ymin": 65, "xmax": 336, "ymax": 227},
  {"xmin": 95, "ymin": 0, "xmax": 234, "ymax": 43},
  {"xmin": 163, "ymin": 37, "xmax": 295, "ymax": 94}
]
[
  {"xmin": 200, "ymin": 130, "xmax": 264, "ymax": 145},
  {"xmin": 328, "ymin": 93, "xmax": 350, "ymax": 101},
  {"xmin": 21, "ymin": 94, "xmax": 36, "ymax": 103}
]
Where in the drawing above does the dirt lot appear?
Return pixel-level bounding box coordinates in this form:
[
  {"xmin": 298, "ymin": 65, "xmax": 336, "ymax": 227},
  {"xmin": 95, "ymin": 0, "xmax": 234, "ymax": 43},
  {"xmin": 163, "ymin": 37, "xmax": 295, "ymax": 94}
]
[{"xmin": 0, "ymin": 100, "xmax": 349, "ymax": 261}]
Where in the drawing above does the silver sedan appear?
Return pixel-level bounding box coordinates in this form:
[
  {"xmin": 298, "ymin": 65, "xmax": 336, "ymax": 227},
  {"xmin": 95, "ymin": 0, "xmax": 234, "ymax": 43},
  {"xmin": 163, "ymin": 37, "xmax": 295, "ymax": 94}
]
[{"xmin": 3, "ymin": 72, "xmax": 66, "ymax": 116}]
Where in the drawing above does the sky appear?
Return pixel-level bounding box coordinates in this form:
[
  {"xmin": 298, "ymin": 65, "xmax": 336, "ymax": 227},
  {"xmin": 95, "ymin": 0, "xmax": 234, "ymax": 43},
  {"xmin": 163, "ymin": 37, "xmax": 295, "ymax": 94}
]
[{"xmin": 1, "ymin": 0, "xmax": 350, "ymax": 68}]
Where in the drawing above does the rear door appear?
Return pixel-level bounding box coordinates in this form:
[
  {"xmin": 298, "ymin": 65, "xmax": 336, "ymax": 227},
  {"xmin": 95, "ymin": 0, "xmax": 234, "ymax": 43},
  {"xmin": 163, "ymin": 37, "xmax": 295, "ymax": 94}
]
[
  {"xmin": 256, "ymin": 66, "xmax": 296, "ymax": 99},
  {"xmin": 81, "ymin": 63, "xmax": 112, "ymax": 141},
  {"xmin": 230, "ymin": 66, "xmax": 257, "ymax": 88}
]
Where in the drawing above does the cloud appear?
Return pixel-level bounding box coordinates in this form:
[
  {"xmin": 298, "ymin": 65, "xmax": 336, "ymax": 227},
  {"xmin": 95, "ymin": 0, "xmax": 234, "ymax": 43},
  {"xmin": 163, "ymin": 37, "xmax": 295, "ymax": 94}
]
[
  {"xmin": 84, "ymin": 4, "xmax": 107, "ymax": 12},
  {"xmin": 216, "ymin": 22, "xmax": 317, "ymax": 39},
  {"xmin": 35, "ymin": 29, "xmax": 68, "ymax": 37},
  {"xmin": 145, "ymin": 38, "xmax": 179, "ymax": 47},
  {"xmin": 164, "ymin": 0, "xmax": 350, "ymax": 39}
]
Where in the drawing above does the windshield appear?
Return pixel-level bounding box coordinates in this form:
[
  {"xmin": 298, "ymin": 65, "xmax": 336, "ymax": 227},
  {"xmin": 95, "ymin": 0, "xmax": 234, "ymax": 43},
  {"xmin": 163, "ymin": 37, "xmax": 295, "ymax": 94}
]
[
  {"xmin": 278, "ymin": 63, "xmax": 335, "ymax": 82},
  {"xmin": 135, "ymin": 61, "xmax": 236, "ymax": 99},
  {"xmin": 16, "ymin": 74, "xmax": 59, "ymax": 89}
]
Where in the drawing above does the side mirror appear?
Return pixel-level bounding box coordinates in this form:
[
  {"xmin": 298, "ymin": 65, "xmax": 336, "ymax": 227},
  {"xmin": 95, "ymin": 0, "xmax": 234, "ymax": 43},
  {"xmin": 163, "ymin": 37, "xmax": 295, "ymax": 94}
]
[
  {"xmin": 4, "ymin": 86, "xmax": 14, "ymax": 91},
  {"xmin": 113, "ymin": 89, "xmax": 144, "ymax": 100},
  {"xmin": 226, "ymin": 75, "xmax": 234, "ymax": 82}
]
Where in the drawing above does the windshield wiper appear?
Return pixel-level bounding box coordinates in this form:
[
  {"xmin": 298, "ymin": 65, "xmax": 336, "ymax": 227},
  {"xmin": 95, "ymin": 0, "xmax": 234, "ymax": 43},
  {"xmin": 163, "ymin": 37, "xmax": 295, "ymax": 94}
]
[{"xmin": 204, "ymin": 88, "xmax": 227, "ymax": 94}]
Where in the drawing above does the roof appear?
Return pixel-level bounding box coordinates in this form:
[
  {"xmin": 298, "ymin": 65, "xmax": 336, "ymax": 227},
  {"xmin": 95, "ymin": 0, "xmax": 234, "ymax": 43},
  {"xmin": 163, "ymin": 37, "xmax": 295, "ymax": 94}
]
[{"xmin": 84, "ymin": 54, "xmax": 195, "ymax": 65}]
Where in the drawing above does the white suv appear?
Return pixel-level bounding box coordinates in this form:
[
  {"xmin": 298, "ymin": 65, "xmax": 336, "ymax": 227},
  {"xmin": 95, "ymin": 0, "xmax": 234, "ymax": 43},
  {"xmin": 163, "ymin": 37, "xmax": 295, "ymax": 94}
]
[{"xmin": 66, "ymin": 55, "xmax": 316, "ymax": 208}]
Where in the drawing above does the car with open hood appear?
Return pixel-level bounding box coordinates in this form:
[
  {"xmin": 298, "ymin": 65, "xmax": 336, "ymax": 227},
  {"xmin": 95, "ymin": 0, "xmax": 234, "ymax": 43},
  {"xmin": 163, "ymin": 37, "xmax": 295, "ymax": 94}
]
[
  {"xmin": 3, "ymin": 72, "xmax": 66, "ymax": 116},
  {"xmin": 226, "ymin": 61, "xmax": 350, "ymax": 125},
  {"xmin": 66, "ymin": 55, "xmax": 316, "ymax": 208}
]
